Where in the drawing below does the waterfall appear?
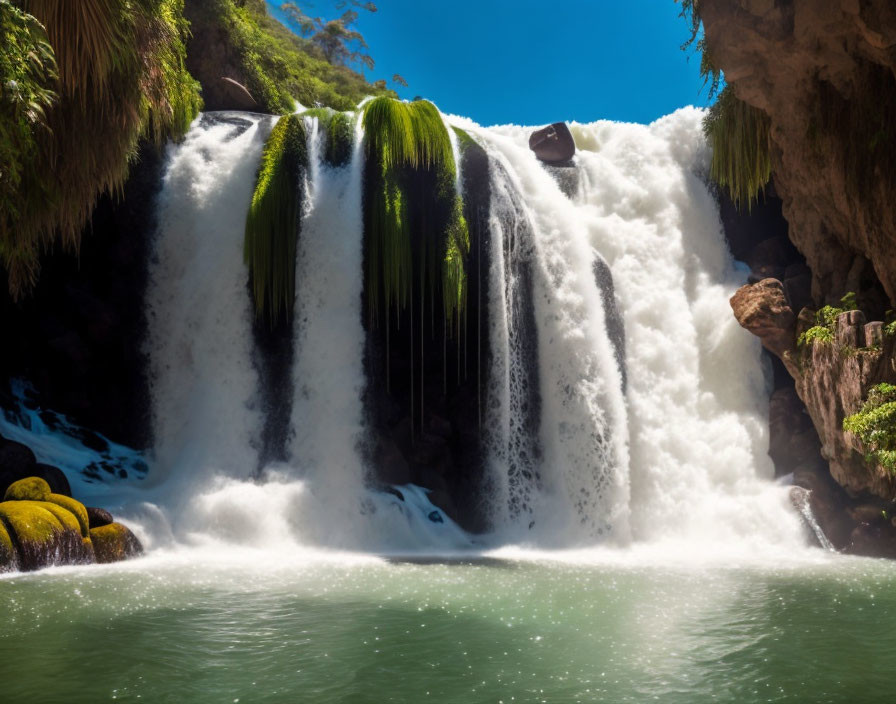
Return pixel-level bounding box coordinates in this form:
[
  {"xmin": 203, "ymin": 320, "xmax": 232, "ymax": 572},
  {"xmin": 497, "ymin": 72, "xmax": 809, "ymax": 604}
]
[
  {"xmin": 146, "ymin": 113, "xmax": 271, "ymax": 491},
  {"xmin": 1, "ymin": 103, "xmax": 814, "ymax": 558},
  {"xmin": 464, "ymin": 107, "xmax": 806, "ymax": 553},
  {"xmin": 285, "ymin": 112, "xmax": 369, "ymax": 530},
  {"xmin": 471, "ymin": 127, "xmax": 632, "ymax": 546}
]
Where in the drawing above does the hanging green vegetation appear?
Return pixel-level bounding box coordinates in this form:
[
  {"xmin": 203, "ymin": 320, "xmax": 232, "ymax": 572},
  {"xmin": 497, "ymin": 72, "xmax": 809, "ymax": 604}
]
[
  {"xmin": 703, "ymin": 85, "xmax": 772, "ymax": 211},
  {"xmin": 677, "ymin": 0, "xmax": 722, "ymax": 100},
  {"xmin": 326, "ymin": 110, "xmax": 353, "ymax": 167},
  {"xmin": 361, "ymin": 97, "xmax": 471, "ymax": 436},
  {"xmin": 244, "ymin": 114, "xmax": 308, "ymax": 326},
  {"xmin": 442, "ymin": 196, "xmax": 470, "ymax": 336},
  {"xmin": 362, "ymin": 97, "xmax": 465, "ymax": 326},
  {"xmin": 1, "ymin": 0, "xmax": 202, "ymax": 298},
  {"xmin": 810, "ymin": 66, "xmax": 896, "ymax": 195},
  {"xmin": 0, "ymin": 0, "xmax": 57, "ymax": 271},
  {"xmin": 844, "ymin": 383, "xmax": 896, "ymax": 473},
  {"xmin": 299, "ymin": 107, "xmax": 353, "ymax": 167}
]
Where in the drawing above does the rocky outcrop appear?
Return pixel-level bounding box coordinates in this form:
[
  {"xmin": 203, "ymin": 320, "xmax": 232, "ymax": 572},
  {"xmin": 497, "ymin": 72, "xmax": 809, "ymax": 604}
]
[
  {"xmin": 730, "ymin": 278, "xmax": 797, "ymax": 360},
  {"xmin": 731, "ymin": 274, "xmax": 896, "ymax": 552},
  {"xmin": 0, "ymin": 477, "xmax": 142, "ymax": 572},
  {"xmin": 794, "ymin": 312, "xmax": 896, "ymax": 499},
  {"xmin": 700, "ymin": 0, "xmax": 896, "ymax": 309}
]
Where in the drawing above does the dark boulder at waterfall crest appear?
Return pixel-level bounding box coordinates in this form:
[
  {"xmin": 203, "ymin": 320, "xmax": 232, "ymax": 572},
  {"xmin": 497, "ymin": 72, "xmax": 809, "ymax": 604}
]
[{"xmin": 529, "ymin": 123, "xmax": 576, "ymax": 164}]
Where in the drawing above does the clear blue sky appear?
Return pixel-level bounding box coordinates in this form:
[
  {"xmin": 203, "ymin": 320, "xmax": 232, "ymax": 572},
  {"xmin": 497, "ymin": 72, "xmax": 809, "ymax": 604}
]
[{"xmin": 265, "ymin": 0, "xmax": 707, "ymax": 126}]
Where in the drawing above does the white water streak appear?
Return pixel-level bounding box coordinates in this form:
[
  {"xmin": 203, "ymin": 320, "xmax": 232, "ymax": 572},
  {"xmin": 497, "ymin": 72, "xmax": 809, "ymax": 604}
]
[{"xmin": 146, "ymin": 113, "xmax": 270, "ymax": 492}]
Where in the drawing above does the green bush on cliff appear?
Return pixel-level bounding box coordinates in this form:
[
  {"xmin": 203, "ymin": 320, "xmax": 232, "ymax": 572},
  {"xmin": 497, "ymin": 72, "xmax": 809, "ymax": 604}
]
[
  {"xmin": 797, "ymin": 293, "xmax": 859, "ymax": 347},
  {"xmin": 244, "ymin": 113, "xmax": 308, "ymax": 326},
  {"xmin": 1, "ymin": 0, "xmax": 201, "ymax": 298},
  {"xmin": 0, "ymin": 0, "xmax": 57, "ymax": 254},
  {"xmin": 190, "ymin": 0, "xmax": 393, "ymax": 114},
  {"xmin": 844, "ymin": 383, "xmax": 896, "ymax": 473}
]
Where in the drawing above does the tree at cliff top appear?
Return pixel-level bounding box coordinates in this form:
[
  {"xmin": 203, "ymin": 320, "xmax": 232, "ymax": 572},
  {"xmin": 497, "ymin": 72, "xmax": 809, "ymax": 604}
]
[
  {"xmin": 0, "ymin": 0, "xmax": 201, "ymax": 298},
  {"xmin": 281, "ymin": 1, "xmax": 376, "ymax": 69}
]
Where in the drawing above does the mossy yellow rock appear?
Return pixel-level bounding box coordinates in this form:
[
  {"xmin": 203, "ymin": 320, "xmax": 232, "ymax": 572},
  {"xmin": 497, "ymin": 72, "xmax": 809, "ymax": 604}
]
[
  {"xmin": 90, "ymin": 522, "xmax": 143, "ymax": 564},
  {"xmin": 0, "ymin": 500, "xmax": 93, "ymax": 571},
  {"xmin": 0, "ymin": 522, "xmax": 17, "ymax": 572},
  {"xmin": 4, "ymin": 476, "xmax": 51, "ymax": 502},
  {"xmin": 46, "ymin": 493, "xmax": 89, "ymax": 538}
]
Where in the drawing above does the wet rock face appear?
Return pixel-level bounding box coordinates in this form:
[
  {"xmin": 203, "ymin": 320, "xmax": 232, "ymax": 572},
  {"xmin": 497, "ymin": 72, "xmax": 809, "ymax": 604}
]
[{"xmin": 700, "ymin": 0, "xmax": 896, "ymax": 307}]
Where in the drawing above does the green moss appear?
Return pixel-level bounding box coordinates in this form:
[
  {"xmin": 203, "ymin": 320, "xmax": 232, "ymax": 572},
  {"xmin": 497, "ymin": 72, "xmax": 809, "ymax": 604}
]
[
  {"xmin": 46, "ymin": 493, "xmax": 89, "ymax": 538},
  {"xmin": 362, "ymin": 97, "xmax": 466, "ymax": 328},
  {"xmin": 4, "ymin": 476, "xmax": 51, "ymax": 502},
  {"xmin": 299, "ymin": 108, "xmax": 354, "ymax": 167},
  {"xmin": 28, "ymin": 500, "xmax": 82, "ymax": 536},
  {"xmin": 0, "ymin": 500, "xmax": 64, "ymax": 545},
  {"xmin": 844, "ymin": 383, "xmax": 896, "ymax": 473},
  {"xmin": 452, "ymin": 126, "xmax": 475, "ymax": 149},
  {"xmin": 703, "ymin": 86, "xmax": 772, "ymax": 211},
  {"xmin": 90, "ymin": 522, "xmax": 140, "ymax": 564},
  {"xmin": 0, "ymin": 521, "xmax": 16, "ymax": 571},
  {"xmin": 244, "ymin": 113, "xmax": 308, "ymax": 326},
  {"xmin": 326, "ymin": 111, "xmax": 353, "ymax": 167}
]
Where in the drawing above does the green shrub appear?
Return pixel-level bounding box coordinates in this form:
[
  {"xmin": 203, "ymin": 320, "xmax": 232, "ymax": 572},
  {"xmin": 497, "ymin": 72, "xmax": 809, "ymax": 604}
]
[
  {"xmin": 844, "ymin": 383, "xmax": 896, "ymax": 473},
  {"xmin": 797, "ymin": 325, "xmax": 833, "ymax": 347},
  {"xmin": 797, "ymin": 293, "xmax": 860, "ymax": 347}
]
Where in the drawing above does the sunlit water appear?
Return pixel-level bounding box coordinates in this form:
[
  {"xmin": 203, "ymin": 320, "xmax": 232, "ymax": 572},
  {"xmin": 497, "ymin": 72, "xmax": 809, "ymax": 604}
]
[{"xmin": 3, "ymin": 553, "xmax": 896, "ymax": 703}]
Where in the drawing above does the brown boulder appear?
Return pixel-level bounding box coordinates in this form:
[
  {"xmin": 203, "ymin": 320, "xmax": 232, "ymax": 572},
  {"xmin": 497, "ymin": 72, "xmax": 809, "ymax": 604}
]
[
  {"xmin": 730, "ymin": 278, "xmax": 796, "ymax": 360},
  {"xmin": 529, "ymin": 123, "xmax": 576, "ymax": 164}
]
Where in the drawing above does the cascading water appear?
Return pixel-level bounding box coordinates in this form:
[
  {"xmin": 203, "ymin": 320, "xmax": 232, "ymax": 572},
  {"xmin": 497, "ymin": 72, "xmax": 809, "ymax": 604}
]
[
  {"xmin": 146, "ymin": 113, "xmax": 270, "ymax": 493},
  {"xmin": 469, "ymin": 125, "xmax": 632, "ymax": 546},
  {"xmin": 1, "ymin": 104, "xmax": 814, "ymax": 558},
  {"xmin": 463, "ymin": 107, "xmax": 807, "ymax": 555}
]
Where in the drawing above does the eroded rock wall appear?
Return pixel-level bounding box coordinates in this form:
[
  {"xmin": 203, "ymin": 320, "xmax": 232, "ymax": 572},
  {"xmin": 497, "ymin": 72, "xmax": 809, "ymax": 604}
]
[{"xmin": 700, "ymin": 0, "xmax": 896, "ymax": 308}]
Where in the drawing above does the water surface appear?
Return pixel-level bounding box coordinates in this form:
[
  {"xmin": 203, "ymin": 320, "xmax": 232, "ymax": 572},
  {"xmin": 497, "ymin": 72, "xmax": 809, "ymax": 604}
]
[{"xmin": 3, "ymin": 552, "xmax": 893, "ymax": 703}]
